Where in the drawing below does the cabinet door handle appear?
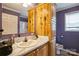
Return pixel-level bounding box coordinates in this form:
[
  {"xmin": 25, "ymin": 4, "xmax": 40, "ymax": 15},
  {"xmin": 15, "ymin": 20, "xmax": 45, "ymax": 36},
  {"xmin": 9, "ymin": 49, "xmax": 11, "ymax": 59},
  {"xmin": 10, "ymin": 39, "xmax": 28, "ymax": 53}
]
[{"xmin": 37, "ymin": 49, "xmax": 39, "ymax": 52}]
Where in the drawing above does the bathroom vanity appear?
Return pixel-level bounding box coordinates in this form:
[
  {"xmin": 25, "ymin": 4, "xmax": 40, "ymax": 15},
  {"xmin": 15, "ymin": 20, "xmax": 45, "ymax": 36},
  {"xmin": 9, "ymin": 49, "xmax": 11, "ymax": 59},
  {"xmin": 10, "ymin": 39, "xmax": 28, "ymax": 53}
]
[{"xmin": 9, "ymin": 36, "xmax": 49, "ymax": 56}]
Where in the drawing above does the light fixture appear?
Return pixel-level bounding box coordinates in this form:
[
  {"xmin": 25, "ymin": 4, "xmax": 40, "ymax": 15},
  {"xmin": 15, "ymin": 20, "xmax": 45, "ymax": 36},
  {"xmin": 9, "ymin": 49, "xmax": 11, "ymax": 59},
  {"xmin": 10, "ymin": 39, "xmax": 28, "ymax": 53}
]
[{"xmin": 23, "ymin": 3, "xmax": 32, "ymax": 7}]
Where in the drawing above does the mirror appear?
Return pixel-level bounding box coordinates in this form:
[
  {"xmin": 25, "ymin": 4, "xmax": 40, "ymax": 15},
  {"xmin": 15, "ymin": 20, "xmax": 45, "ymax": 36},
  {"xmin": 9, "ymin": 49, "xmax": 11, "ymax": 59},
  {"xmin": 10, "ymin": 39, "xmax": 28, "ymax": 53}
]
[
  {"xmin": 19, "ymin": 17, "xmax": 28, "ymax": 33},
  {"xmin": 2, "ymin": 13, "xmax": 18, "ymax": 35}
]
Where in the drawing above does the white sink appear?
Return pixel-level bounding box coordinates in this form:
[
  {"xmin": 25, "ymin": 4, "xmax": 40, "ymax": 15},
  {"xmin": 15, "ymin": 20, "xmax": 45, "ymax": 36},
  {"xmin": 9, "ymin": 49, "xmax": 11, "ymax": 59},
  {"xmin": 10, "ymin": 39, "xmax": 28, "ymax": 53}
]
[{"xmin": 16, "ymin": 40, "xmax": 37, "ymax": 48}]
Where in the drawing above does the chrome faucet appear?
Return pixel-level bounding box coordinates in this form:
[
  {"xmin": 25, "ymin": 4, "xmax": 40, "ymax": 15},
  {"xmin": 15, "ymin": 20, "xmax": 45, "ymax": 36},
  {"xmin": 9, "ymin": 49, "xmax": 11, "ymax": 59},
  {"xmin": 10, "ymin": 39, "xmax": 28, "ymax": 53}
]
[
  {"xmin": 11, "ymin": 34, "xmax": 15, "ymax": 44},
  {"xmin": 24, "ymin": 37, "xmax": 27, "ymax": 42}
]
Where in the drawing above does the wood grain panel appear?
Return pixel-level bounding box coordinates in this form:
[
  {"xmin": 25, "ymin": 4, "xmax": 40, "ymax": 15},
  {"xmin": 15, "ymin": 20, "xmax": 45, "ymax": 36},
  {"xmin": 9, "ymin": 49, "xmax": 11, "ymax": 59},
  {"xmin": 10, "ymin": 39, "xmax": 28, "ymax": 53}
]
[
  {"xmin": 28, "ymin": 8, "xmax": 35, "ymax": 33},
  {"xmin": 26, "ymin": 42, "xmax": 48, "ymax": 56},
  {"xmin": 36, "ymin": 43, "xmax": 48, "ymax": 56},
  {"xmin": 28, "ymin": 3, "xmax": 53, "ymax": 40},
  {"xmin": 36, "ymin": 3, "xmax": 53, "ymax": 40},
  {"xmin": 28, "ymin": 4, "xmax": 54, "ymax": 55},
  {"xmin": 36, "ymin": 3, "xmax": 42, "ymax": 35}
]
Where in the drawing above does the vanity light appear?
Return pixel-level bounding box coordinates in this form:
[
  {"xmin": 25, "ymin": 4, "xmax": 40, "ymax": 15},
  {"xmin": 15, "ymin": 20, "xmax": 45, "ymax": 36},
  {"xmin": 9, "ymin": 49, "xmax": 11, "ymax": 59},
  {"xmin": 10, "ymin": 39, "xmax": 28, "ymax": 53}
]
[{"xmin": 23, "ymin": 3, "xmax": 32, "ymax": 7}]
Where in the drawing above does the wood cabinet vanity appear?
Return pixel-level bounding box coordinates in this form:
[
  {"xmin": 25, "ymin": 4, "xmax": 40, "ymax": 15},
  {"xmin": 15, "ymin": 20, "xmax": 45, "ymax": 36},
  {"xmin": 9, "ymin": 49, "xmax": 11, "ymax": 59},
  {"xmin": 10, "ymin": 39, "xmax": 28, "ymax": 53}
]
[
  {"xmin": 26, "ymin": 42, "xmax": 48, "ymax": 56},
  {"xmin": 28, "ymin": 3, "xmax": 55, "ymax": 55},
  {"xmin": 9, "ymin": 36, "xmax": 49, "ymax": 56}
]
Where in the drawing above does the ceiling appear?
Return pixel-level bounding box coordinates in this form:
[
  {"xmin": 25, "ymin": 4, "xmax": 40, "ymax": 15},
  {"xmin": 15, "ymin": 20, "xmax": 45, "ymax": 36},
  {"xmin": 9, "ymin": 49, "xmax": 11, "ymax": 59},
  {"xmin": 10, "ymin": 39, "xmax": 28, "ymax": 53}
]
[
  {"xmin": 2, "ymin": 3, "xmax": 33, "ymax": 18},
  {"xmin": 3, "ymin": 3, "xmax": 23, "ymax": 12},
  {"xmin": 56, "ymin": 3, "xmax": 79, "ymax": 12},
  {"xmin": 2, "ymin": 3, "xmax": 79, "ymax": 18}
]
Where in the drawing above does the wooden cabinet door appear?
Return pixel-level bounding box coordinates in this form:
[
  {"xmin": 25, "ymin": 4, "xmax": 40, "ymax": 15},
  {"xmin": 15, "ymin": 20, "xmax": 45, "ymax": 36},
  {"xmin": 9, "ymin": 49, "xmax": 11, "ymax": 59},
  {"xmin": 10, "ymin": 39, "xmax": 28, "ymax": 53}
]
[
  {"xmin": 28, "ymin": 3, "xmax": 53, "ymax": 40},
  {"xmin": 27, "ymin": 50, "xmax": 37, "ymax": 56},
  {"xmin": 36, "ymin": 43, "xmax": 48, "ymax": 56},
  {"xmin": 36, "ymin": 3, "xmax": 52, "ymax": 40},
  {"xmin": 26, "ymin": 43, "xmax": 48, "ymax": 56},
  {"xmin": 36, "ymin": 4, "xmax": 43, "ymax": 35},
  {"xmin": 42, "ymin": 43, "xmax": 48, "ymax": 56},
  {"xmin": 28, "ymin": 8, "xmax": 35, "ymax": 33},
  {"xmin": 36, "ymin": 47, "xmax": 43, "ymax": 56}
]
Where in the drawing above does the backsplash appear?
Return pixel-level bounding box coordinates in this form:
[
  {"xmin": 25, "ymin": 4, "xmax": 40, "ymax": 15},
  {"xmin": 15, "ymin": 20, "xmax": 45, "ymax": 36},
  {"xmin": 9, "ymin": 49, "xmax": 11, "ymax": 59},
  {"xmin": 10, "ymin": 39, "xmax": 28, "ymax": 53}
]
[{"xmin": 0, "ymin": 33, "xmax": 32, "ymax": 41}]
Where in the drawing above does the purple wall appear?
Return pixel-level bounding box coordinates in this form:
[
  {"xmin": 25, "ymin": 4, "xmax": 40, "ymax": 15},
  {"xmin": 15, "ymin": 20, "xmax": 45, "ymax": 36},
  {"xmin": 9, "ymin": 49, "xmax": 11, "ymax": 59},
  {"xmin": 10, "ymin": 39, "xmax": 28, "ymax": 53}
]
[
  {"xmin": 0, "ymin": 3, "xmax": 2, "ymax": 36},
  {"xmin": 56, "ymin": 5, "xmax": 79, "ymax": 52},
  {"xmin": 56, "ymin": 11, "xmax": 64, "ymax": 44}
]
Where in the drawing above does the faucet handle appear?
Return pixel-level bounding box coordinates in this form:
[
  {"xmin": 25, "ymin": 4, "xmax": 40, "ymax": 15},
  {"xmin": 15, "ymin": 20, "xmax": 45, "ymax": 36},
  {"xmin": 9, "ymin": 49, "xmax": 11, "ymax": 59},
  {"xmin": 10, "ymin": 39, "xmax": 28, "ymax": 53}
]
[{"xmin": 24, "ymin": 37, "xmax": 27, "ymax": 42}]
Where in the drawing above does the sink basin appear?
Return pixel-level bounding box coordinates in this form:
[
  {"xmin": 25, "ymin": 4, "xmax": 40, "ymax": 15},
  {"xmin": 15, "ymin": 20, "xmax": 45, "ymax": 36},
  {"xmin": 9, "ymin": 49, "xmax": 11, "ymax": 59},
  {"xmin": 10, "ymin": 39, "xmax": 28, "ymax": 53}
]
[{"xmin": 16, "ymin": 40, "xmax": 37, "ymax": 48}]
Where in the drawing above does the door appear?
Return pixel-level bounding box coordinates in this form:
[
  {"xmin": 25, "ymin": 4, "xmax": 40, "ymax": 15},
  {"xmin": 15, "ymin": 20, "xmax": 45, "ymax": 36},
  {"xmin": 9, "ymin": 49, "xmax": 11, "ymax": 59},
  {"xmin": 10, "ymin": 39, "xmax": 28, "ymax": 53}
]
[
  {"xmin": 28, "ymin": 8, "xmax": 35, "ymax": 33},
  {"xmin": 56, "ymin": 8, "xmax": 79, "ymax": 52}
]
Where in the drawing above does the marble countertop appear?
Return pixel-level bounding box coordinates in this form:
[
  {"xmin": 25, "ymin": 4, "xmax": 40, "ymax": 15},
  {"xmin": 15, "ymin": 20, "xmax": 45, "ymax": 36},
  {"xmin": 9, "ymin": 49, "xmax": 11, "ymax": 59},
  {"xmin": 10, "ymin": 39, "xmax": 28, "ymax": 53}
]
[{"xmin": 9, "ymin": 36, "xmax": 49, "ymax": 56}]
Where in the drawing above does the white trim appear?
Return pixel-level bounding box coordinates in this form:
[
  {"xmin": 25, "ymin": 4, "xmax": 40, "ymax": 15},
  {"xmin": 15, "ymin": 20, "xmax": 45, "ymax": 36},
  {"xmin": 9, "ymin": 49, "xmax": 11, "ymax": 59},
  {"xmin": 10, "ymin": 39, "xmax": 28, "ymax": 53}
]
[{"xmin": 65, "ymin": 10, "xmax": 79, "ymax": 15}]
